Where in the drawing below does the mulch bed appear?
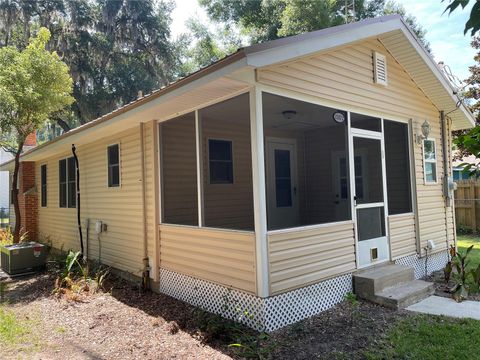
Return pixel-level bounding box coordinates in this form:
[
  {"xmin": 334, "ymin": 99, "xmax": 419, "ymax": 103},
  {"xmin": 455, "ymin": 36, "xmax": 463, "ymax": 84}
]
[{"xmin": 1, "ymin": 264, "xmax": 410, "ymax": 360}]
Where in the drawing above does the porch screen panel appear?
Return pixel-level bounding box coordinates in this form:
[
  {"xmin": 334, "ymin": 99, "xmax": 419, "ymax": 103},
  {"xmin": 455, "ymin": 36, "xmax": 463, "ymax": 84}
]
[
  {"xmin": 200, "ymin": 93, "xmax": 254, "ymax": 230},
  {"xmin": 262, "ymin": 93, "xmax": 351, "ymax": 231},
  {"xmin": 161, "ymin": 113, "xmax": 198, "ymax": 226},
  {"xmin": 384, "ymin": 120, "xmax": 412, "ymax": 214}
]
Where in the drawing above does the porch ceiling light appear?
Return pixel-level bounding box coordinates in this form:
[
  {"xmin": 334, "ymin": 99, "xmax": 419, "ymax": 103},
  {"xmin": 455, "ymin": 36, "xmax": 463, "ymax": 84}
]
[
  {"xmin": 282, "ymin": 110, "xmax": 297, "ymax": 120},
  {"xmin": 416, "ymin": 120, "xmax": 431, "ymax": 144}
]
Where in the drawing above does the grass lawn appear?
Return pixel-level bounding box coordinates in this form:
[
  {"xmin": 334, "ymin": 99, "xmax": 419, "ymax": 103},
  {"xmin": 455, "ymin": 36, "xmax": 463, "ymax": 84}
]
[
  {"xmin": 365, "ymin": 314, "xmax": 480, "ymax": 360},
  {"xmin": 457, "ymin": 234, "xmax": 480, "ymax": 270},
  {"xmin": 0, "ymin": 306, "xmax": 31, "ymax": 347}
]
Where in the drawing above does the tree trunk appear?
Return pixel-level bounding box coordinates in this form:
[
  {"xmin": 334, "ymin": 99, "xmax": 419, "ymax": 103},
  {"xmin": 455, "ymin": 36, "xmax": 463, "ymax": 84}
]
[{"xmin": 12, "ymin": 141, "xmax": 24, "ymax": 243}]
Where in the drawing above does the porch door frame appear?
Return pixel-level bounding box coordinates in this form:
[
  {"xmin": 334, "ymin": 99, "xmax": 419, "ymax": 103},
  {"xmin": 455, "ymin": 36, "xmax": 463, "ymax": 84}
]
[
  {"xmin": 265, "ymin": 137, "xmax": 300, "ymax": 230},
  {"xmin": 348, "ymin": 115, "xmax": 390, "ymax": 268}
]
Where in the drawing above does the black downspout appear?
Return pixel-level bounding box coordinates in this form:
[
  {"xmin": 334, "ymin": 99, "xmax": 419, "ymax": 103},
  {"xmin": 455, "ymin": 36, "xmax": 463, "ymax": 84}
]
[{"xmin": 72, "ymin": 144, "xmax": 84, "ymax": 256}]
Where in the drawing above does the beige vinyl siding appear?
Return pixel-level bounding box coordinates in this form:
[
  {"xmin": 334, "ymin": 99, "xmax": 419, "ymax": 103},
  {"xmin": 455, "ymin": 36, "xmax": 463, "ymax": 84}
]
[
  {"xmin": 268, "ymin": 221, "xmax": 355, "ymax": 295},
  {"xmin": 258, "ymin": 38, "xmax": 451, "ymax": 259},
  {"xmin": 37, "ymin": 127, "xmax": 146, "ymax": 276},
  {"xmin": 388, "ymin": 214, "xmax": 416, "ymax": 259},
  {"xmin": 159, "ymin": 224, "xmax": 256, "ymax": 293}
]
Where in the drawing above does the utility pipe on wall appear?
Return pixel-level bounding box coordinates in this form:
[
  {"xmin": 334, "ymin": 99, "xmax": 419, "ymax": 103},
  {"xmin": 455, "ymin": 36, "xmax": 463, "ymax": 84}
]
[
  {"xmin": 72, "ymin": 144, "xmax": 84, "ymax": 256},
  {"xmin": 440, "ymin": 111, "xmax": 452, "ymax": 208}
]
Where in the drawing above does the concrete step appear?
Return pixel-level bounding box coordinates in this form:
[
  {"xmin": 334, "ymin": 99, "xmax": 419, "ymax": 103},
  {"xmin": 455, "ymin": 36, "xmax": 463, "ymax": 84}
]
[
  {"xmin": 353, "ymin": 264, "xmax": 414, "ymax": 300},
  {"xmin": 374, "ymin": 280, "xmax": 435, "ymax": 309}
]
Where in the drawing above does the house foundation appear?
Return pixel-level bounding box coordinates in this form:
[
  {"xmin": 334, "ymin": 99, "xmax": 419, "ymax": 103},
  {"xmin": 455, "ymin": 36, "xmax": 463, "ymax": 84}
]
[{"xmin": 159, "ymin": 249, "xmax": 449, "ymax": 332}]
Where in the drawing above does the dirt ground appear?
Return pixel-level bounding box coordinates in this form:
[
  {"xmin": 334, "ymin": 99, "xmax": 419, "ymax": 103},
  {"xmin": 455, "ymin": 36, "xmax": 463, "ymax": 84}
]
[{"xmin": 0, "ymin": 267, "xmax": 409, "ymax": 360}]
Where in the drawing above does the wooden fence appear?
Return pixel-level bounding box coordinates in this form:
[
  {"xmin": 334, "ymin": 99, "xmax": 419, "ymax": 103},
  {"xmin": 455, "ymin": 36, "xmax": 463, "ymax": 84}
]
[{"xmin": 455, "ymin": 179, "xmax": 480, "ymax": 232}]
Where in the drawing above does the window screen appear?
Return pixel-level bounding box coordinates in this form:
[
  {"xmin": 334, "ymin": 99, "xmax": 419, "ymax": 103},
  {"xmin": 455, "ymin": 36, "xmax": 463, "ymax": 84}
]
[
  {"xmin": 209, "ymin": 139, "xmax": 233, "ymax": 184},
  {"xmin": 108, "ymin": 144, "xmax": 120, "ymax": 187},
  {"xmin": 67, "ymin": 157, "xmax": 76, "ymax": 208},
  {"xmin": 384, "ymin": 120, "xmax": 412, "ymax": 214},
  {"xmin": 59, "ymin": 157, "xmax": 76, "ymax": 208},
  {"xmin": 41, "ymin": 165, "xmax": 47, "ymax": 207},
  {"xmin": 59, "ymin": 159, "xmax": 67, "ymax": 208}
]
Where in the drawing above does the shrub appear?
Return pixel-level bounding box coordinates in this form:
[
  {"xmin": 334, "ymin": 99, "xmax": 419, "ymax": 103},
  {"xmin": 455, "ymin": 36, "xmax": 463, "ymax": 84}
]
[{"xmin": 54, "ymin": 250, "xmax": 110, "ymax": 300}]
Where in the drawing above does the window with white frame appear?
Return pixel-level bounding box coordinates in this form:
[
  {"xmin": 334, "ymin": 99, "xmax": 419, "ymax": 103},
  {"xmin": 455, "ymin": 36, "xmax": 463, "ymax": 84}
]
[
  {"xmin": 59, "ymin": 157, "xmax": 76, "ymax": 208},
  {"xmin": 423, "ymin": 139, "xmax": 437, "ymax": 183},
  {"xmin": 107, "ymin": 144, "xmax": 120, "ymax": 187}
]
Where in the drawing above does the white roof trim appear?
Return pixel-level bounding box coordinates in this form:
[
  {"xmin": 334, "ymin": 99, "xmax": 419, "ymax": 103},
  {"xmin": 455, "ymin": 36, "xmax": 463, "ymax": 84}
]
[{"xmin": 243, "ymin": 15, "xmax": 474, "ymax": 130}]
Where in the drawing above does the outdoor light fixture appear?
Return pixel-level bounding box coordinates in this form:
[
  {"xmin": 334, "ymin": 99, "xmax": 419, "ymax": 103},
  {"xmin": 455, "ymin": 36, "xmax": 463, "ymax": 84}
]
[
  {"xmin": 415, "ymin": 119, "xmax": 431, "ymax": 144},
  {"xmin": 333, "ymin": 111, "xmax": 346, "ymax": 124},
  {"xmin": 282, "ymin": 110, "xmax": 297, "ymax": 120}
]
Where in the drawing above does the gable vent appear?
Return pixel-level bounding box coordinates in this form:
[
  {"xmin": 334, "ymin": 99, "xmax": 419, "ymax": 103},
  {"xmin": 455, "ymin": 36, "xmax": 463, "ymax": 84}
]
[{"xmin": 373, "ymin": 51, "xmax": 388, "ymax": 86}]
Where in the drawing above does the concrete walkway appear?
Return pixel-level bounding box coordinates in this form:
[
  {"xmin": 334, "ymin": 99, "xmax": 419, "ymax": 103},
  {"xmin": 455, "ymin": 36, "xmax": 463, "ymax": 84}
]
[{"xmin": 406, "ymin": 295, "xmax": 480, "ymax": 320}]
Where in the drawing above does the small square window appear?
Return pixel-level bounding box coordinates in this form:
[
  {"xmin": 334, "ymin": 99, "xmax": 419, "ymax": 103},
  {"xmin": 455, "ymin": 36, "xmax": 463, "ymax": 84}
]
[
  {"xmin": 107, "ymin": 144, "xmax": 120, "ymax": 187},
  {"xmin": 209, "ymin": 139, "xmax": 233, "ymax": 184}
]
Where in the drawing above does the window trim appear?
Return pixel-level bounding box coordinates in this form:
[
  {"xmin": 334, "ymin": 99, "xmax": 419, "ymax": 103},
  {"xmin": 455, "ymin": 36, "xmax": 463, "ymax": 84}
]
[
  {"xmin": 40, "ymin": 164, "xmax": 47, "ymax": 208},
  {"xmin": 106, "ymin": 143, "xmax": 121, "ymax": 188},
  {"xmin": 423, "ymin": 138, "xmax": 438, "ymax": 185},
  {"xmin": 58, "ymin": 156, "xmax": 76, "ymax": 208},
  {"xmin": 207, "ymin": 138, "xmax": 234, "ymax": 185}
]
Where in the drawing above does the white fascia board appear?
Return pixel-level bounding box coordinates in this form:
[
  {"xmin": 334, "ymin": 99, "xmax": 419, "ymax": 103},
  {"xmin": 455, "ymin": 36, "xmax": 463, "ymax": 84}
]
[
  {"xmin": 396, "ymin": 27, "xmax": 475, "ymax": 128},
  {"xmin": 245, "ymin": 18, "xmax": 402, "ymax": 68}
]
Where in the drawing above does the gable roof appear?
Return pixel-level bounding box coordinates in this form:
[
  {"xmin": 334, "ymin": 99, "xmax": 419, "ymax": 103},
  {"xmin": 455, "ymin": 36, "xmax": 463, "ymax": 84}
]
[{"xmin": 1, "ymin": 14, "xmax": 474, "ymax": 168}]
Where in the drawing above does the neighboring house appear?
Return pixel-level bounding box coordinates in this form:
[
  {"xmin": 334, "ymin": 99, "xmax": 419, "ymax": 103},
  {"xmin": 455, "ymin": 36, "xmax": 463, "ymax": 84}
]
[
  {"xmin": 0, "ymin": 15, "xmax": 474, "ymax": 331},
  {"xmin": 452, "ymin": 153, "xmax": 477, "ymax": 180},
  {"xmin": 0, "ymin": 148, "xmax": 12, "ymax": 215},
  {"xmin": 0, "ymin": 133, "xmax": 36, "ymax": 220}
]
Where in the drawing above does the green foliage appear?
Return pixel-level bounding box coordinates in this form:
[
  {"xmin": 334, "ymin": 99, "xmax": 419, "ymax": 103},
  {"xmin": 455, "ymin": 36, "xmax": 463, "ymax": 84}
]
[
  {"xmin": 0, "ymin": 306, "xmax": 30, "ymax": 347},
  {"xmin": 364, "ymin": 315, "xmax": 480, "ymax": 360},
  {"xmin": 449, "ymin": 244, "xmax": 474, "ymax": 301},
  {"xmin": 444, "ymin": 0, "xmax": 480, "ymax": 36},
  {"xmin": 453, "ymin": 37, "xmax": 480, "ymax": 159},
  {"xmin": 457, "ymin": 223, "xmax": 474, "ymax": 235},
  {"xmin": 0, "ymin": 27, "xmax": 73, "ymax": 243},
  {"xmin": 199, "ymin": 0, "xmax": 430, "ymax": 49},
  {"xmin": 0, "ymin": 27, "xmax": 73, "ymax": 141},
  {"xmin": 344, "ymin": 291, "xmax": 359, "ymax": 307},
  {"xmin": 445, "ymin": 237, "xmax": 480, "ymax": 301},
  {"xmin": 0, "ymin": 0, "xmax": 179, "ymax": 126},
  {"xmin": 55, "ymin": 250, "xmax": 110, "ymax": 299},
  {"xmin": 178, "ymin": 17, "xmax": 242, "ymax": 75}
]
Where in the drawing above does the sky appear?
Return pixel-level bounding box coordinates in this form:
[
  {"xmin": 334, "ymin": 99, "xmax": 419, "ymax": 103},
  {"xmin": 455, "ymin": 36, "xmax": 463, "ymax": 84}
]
[{"xmin": 171, "ymin": 0, "xmax": 477, "ymax": 82}]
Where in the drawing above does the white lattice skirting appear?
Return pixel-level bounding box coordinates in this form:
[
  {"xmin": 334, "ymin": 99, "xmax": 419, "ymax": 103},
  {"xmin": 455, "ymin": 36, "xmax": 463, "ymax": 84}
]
[
  {"xmin": 159, "ymin": 250, "xmax": 448, "ymax": 332},
  {"xmin": 159, "ymin": 269, "xmax": 352, "ymax": 332},
  {"xmin": 394, "ymin": 250, "xmax": 449, "ymax": 279}
]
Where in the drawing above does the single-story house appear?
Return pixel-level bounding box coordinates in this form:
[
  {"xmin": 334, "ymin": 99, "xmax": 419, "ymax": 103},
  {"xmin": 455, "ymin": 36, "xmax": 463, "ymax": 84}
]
[{"xmin": 1, "ymin": 15, "xmax": 474, "ymax": 331}]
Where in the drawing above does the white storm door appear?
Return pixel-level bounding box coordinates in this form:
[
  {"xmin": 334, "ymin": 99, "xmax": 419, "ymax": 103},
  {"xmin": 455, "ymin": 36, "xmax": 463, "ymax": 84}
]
[
  {"xmin": 266, "ymin": 138, "xmax": 299, "ymax": 230},
  {"xmin": 352, "ymin": 134, "xmax": 389, "ymax": 267}
]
